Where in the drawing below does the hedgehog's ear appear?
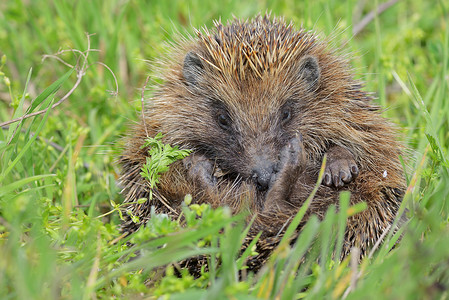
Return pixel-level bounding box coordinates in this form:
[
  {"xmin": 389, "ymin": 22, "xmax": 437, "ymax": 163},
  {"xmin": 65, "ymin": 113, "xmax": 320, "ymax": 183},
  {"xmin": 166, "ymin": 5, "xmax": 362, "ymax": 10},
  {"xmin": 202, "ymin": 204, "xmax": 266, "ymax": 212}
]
[
  {"xmin": 183, "ymin": 51, "xmax": 204, "ymax": 86},
  {"xmin": 298, "ymin": 55, "xmax": 320, "ymax": 91}
]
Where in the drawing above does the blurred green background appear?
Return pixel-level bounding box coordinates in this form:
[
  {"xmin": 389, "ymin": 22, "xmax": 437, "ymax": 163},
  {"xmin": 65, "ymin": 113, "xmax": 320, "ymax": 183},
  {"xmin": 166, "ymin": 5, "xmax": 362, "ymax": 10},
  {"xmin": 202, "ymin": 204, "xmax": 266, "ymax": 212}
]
[{"xmin": 0, "ymin": 0, "xmax": 448, "ymax": 299}]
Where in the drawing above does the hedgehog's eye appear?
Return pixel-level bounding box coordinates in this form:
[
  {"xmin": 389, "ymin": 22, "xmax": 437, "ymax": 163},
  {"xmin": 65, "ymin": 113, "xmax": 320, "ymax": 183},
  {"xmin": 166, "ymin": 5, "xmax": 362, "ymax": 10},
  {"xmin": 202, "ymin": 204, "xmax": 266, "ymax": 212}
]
[
  {"xmin": 217, "ymin": 114, "xmax": 232, "ymax": 130},
  {"xmin": 281, "ymin": 107, "xmax": 292, "ymax": 124}
]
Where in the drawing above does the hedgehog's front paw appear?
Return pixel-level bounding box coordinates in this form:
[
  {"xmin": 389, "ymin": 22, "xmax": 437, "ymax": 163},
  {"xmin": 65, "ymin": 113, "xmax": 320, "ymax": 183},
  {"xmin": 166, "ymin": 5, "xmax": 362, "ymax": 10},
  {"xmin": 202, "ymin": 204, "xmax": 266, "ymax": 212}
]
[
  {"xmin": 262, "ymin": 135, "xmax": 305, "ymax": 210},
  {"xmin": 322, "ymin": 145, "xmax": 359, "ymax": 188},
  {"xmin": 184, "ymin": 154, "xmax": 217, "ymax": 187},
  {"xmin": 269, "ymin": 135, "xmax": 305, "ymax": 189},
  {"xmin": 279, "ymin": 136, "xmax": 303, "ymax": 168}
]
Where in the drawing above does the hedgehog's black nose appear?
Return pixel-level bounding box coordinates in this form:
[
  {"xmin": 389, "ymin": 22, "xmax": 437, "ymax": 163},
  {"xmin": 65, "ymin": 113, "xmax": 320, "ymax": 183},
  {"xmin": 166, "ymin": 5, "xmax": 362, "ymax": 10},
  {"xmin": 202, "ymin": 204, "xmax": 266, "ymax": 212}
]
[{"xmin": 252, "ymin": 165, "xmax": 274, "ymax": 191}]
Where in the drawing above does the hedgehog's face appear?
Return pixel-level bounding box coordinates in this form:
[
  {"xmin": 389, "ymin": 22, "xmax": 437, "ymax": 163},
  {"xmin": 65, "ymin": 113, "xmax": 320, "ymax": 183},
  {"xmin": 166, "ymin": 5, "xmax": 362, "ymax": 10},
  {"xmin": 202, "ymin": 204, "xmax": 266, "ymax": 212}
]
[{"xmin": 180, "ymin": 51, "xmax": 321, "ymax": 191}]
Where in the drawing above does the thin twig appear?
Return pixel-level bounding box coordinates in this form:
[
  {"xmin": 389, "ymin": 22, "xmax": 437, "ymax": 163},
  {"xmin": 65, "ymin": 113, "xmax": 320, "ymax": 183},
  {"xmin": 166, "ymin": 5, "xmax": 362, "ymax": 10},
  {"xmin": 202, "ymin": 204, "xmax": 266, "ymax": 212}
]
[
  {"xmin": 353, "ymin": 0, "xmax": 400, "ymax": 36},
  {"xmin": 89, "ymin": 62, "xmax": 119, "ymax": 97},
  {"xmin": 342, "ymin": 224, "xmax": 392, "ymax": 298},
  {"xmin": 141, "ymin": 75, "xmax": 151, "ymax": 137},
  {"xmin": 41, "ymin": 54, "xmax": 75, "ymax": 69},
  {"xmin": 3, "ymin": 72, "xmax": 83, "ymax": 129},
  {"xmin": 343, "ymin": 247, "xmax": 361, "ymax": 299},
  {"xmin": 368, "ymin": 223, "xmax": 392, "ymax": 259},
  {"xmin": 0, "ymin": 33, "xmax": 95, "ymax": 129}
]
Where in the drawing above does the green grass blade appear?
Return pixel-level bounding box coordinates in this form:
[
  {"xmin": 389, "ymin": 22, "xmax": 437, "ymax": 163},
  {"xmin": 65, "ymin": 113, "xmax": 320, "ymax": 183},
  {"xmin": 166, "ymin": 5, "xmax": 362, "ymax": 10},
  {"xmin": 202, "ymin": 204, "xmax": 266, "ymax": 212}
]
[
  {"xmin": 0, "ymin": 96, "xmax": 54, "ymax": 181},
  {"xmin": 0, "ymin": 174, "xmax": 55, "ymax": 198}
]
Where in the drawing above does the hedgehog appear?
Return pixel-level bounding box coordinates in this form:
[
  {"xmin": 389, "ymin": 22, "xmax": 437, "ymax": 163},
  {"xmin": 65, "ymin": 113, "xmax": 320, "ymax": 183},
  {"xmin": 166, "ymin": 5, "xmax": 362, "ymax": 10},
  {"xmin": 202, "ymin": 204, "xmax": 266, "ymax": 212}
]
[{"xmin": 119, "ymin": 14, "xmax": 406, "ymax": 273}]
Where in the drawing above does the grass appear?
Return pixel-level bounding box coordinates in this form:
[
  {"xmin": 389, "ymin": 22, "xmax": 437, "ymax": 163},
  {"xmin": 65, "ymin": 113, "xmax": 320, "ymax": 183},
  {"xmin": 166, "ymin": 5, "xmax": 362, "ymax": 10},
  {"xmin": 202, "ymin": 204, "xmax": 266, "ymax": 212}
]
[{"xmin": 1, "ymin": 0, "xmax": 448, "ymax": 299}]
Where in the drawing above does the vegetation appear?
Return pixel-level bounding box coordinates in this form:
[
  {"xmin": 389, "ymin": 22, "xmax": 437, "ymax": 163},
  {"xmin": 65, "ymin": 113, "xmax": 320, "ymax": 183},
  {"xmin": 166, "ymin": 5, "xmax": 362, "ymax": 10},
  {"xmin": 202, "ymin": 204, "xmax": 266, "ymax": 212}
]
[{"xmin": 0, "ymin": 0, "xmax": 448, "ymax": 299}]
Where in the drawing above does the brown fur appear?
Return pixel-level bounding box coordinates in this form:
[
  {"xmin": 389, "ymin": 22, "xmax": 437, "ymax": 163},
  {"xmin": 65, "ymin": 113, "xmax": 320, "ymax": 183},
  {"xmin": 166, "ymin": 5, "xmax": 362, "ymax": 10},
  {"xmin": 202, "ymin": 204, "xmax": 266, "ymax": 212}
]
[{"xmin": 119, "ymin": 14, "xmax": 406, "ymax": 272}]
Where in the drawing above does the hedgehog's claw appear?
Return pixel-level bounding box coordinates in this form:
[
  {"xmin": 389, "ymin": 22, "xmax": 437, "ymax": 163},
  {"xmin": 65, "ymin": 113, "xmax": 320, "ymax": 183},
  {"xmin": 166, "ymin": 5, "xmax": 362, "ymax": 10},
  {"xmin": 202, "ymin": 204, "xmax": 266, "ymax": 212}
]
[
  {"xmin": 322, "ymin": 145, "xmax": 358, "ymax": 188},
  {"xmin": 184, "ymin": 154, "xmax": 217, "ymax": 187}
]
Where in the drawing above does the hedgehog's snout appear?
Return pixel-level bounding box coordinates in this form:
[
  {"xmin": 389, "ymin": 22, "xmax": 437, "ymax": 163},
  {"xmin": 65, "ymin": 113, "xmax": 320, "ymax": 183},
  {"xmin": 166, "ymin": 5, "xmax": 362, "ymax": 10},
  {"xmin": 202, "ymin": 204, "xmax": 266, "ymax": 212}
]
[{"xmin": 251, "ymin": 160, "xmax": 276, "ymax": 191}]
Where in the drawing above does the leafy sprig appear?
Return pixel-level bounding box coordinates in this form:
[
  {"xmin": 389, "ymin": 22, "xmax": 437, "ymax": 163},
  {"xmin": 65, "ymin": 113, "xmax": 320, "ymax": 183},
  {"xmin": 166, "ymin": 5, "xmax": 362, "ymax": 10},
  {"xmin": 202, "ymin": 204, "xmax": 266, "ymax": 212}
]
[{"xmin": 140, "ymin": 133, "xmax": 191, "ymax": 200}]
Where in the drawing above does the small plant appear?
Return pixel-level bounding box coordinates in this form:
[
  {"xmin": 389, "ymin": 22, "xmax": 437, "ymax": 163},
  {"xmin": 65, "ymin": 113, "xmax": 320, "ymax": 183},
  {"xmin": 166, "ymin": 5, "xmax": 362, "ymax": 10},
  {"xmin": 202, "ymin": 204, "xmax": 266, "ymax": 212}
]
[{"xmin": 140, "ymin": 133, "xmax": 191, "ymax": 200}]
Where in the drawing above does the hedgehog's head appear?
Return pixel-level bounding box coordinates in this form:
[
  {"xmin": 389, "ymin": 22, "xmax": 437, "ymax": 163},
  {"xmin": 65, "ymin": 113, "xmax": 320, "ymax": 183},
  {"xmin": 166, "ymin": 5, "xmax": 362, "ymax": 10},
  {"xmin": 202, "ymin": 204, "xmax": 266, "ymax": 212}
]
[{"xmin": 182, "ymin": 50, "xmax": 320, "ymax": 190}]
